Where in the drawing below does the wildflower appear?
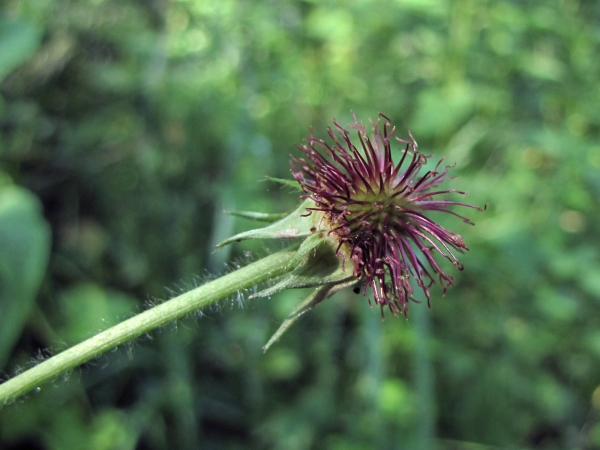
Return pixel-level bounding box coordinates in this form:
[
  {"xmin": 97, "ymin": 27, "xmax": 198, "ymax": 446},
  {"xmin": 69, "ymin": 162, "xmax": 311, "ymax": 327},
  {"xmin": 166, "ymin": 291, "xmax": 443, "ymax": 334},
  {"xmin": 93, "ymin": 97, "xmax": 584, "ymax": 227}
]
[{"xmin": 291, "ymin": 113, "xmax": 483, "ymax": 316}]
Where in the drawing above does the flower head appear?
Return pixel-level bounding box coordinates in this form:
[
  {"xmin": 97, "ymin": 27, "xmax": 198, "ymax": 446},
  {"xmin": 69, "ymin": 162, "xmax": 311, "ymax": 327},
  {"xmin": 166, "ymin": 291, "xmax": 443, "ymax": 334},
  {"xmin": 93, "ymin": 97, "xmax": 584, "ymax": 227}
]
[{"xmin": 291, "ymin": 113, "xmax": 483, "ymax": 316}]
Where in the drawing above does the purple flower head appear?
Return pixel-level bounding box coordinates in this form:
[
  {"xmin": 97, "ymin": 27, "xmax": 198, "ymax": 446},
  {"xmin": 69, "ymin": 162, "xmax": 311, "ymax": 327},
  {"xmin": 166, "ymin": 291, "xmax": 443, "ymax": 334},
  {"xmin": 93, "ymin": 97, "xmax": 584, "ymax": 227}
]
[{"xmin": 291, "ymin": 113, "xmax": 484, "ymax": 317}]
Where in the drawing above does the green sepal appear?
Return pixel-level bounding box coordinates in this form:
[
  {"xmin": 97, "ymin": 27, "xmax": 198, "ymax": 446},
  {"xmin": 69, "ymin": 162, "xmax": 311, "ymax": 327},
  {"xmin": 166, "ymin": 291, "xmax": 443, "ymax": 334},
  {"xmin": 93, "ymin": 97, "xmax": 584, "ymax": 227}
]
[
  {"xmin": 262, "ymin": 279, "xmax": 358, "ymax": 353},
  {"xmin": 265, "ymin": 176, "xmax": 302, "ymax": 190},
  {"xmin": 216, "ymin": 193, "xmax": 360, "ymax": 351},
  {"xmin": 216, "ymin": 199, "xmax": 315, "ymax": 248},
  {"xmin": 250, "ymin": 233, "xmax": 356, "ymax": 299},
  {"xmin": 227, "ymin": 210, "xmax": 290, "ymax": 223}
]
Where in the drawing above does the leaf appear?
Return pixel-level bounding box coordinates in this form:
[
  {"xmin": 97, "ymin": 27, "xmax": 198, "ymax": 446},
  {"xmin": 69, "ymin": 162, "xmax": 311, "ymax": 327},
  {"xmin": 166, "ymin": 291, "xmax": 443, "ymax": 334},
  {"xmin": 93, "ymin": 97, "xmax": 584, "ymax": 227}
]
[
  {"xmin": 0, "ymin": 16, "xmax": 42, "ymax": 83},
  {"xmin": 0, "ymin": 186, "xmax": 51, "ymax": 369}
]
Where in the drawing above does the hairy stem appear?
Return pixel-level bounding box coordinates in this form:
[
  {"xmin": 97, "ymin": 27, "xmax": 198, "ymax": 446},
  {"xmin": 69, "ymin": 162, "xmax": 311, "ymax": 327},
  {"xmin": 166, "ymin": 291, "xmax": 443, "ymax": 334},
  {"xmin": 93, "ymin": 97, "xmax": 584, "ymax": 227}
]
[{"xmin": 0, "ymin": 249, "xmax": 298, "ymax": 406}]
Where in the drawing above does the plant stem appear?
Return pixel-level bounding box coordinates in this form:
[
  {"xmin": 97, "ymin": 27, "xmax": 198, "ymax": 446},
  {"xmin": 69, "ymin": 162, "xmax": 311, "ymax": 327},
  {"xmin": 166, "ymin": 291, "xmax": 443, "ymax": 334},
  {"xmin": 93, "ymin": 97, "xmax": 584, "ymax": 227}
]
[{"xmin": 0, "ymin": 249, "xmax": 298, "ymax": 406}]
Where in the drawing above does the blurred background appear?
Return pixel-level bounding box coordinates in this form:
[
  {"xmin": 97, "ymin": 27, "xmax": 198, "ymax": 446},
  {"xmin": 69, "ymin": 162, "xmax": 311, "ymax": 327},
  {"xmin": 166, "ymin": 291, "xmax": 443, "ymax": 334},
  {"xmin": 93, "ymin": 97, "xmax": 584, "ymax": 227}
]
[{"xmin": 1, "ymin": 0, "xmax": 600, "ymax": 449}]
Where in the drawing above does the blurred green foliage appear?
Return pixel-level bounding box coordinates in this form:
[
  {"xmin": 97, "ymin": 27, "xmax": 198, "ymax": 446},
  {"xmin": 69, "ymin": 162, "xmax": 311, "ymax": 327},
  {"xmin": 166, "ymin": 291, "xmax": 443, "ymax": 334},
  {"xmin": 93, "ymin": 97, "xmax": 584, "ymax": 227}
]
[{"xmin": 1, "ymin": 0, "xmax": 600, "ymax": 449}]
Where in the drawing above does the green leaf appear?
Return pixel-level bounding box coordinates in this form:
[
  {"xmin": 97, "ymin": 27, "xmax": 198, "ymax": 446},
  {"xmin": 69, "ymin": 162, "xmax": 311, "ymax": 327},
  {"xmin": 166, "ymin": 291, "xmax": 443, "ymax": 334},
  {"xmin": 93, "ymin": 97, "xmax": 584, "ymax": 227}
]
[
  {"xmin": 0, "ymin": 186, "xmax": 51, "ymax": 368},
  {"xmin": 0, "ymin": 15, "xmax": 42, "ymax": 83}
]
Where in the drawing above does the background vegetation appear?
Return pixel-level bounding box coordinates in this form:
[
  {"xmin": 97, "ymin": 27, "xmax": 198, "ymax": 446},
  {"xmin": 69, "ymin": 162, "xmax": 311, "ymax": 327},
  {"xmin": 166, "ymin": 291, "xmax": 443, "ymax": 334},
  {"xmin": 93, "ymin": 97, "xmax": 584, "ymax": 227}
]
[{"xmin": 1, "ymin": 0, "xmax": 600, "ymax": 448}]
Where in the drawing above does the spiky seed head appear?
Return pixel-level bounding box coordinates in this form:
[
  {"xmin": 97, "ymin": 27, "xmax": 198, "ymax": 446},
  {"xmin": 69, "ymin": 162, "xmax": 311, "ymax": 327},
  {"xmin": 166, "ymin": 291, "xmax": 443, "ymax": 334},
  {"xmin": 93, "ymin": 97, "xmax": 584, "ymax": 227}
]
[{"xmin": 292, "ymin": 113, "xmax": 484, "ymax": 316}]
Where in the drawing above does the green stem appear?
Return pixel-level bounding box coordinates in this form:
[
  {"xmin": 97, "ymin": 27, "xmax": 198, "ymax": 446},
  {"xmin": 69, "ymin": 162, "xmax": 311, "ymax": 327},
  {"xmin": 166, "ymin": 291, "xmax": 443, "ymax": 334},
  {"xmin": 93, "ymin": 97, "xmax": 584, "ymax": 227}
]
[{"xmin": 0, "ymin": 249, "xmax": 298, "ymax": 406}]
